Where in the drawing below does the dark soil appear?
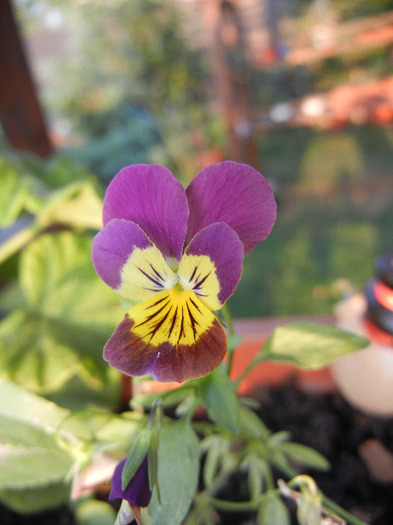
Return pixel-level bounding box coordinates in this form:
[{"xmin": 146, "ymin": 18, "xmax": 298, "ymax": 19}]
[
  {"xmin": 0, "ymin": 504, "xmax": 76, "ymax": 525},
  {"xmin": 2, "ymin": 380, "xmax": 393, "ymax": 525},
  {"xmin": 217, "ymin": 379, "xmax": 393, "ymax": 525}
]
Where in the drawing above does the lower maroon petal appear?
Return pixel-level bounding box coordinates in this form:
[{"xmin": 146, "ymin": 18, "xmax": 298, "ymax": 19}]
[{"xmin": 104, "ymin": 315, "xmax": 227, "ymax": 383}]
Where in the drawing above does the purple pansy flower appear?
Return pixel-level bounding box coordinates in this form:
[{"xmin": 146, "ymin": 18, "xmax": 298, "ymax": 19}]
[
  {"xmin": 92, "ymin": 161, "xmax": 276, "ymax": 383},
  {"xmin": 110, "ymin": 457, "xmax": 151, "ymax": 525}
]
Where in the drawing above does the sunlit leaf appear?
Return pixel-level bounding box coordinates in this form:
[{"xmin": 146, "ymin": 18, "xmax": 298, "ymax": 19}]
[
  {"xmin": 0, "ymin": 379, "xmax": 75, "ymax": 513},
  {"xmin": 0, "ymin": 159, "xmax": 29, "ymax": 227},
  {"xmin": 75, "ymin": 499, "xmax": 117, "ymax": 525},
  {"xmin": 41, "ymin": 182, "xmax": 103, "ymax": 230},
  {"xmin": 0, "ymin": 378, "xmax": 69, "ymax": 427},
  {"xmin": 263, "ymin": 321, "xmax": 368, "ymax": 370},
  {"xmin": 0, "ymin": 232, "xmax": 121, "ymax": 393},
  {"xmin": 58, "ymin": 411, "xmax": 143, "ymax": 453},
  {"xmin": 0, "ymin": 447, "xmax": 73, "ymax": 513},
  {"xmin": 0, "ymin": 447, "xmax": 73, "ymax": 490}
]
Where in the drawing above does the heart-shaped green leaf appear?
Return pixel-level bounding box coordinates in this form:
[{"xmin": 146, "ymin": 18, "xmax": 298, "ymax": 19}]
[
  {"xmin": 0, "ymin": 232, "xmax": 121, "ymax": 393},
  {"xmin": 263, "ymin": 321, "xmax": 368, "ymax": 370}
]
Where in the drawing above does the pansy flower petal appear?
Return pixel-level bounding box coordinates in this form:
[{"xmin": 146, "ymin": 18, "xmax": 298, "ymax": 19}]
[
  {"xmin": 178, "ymin": 222, "xmax": 244, "ymax": 310},
  {"xmin": 103, "ymin": 164, "xmax": 189, "ymax": 260},
  {"xmin": 185, "ymin": 161, "xmax": 276, "ymax": 254},
  {"xmin": 92, "ymin": 218, "xmax": 177, "ymax": 302},
  {"xmin": 103, "ymin": 289, "xmax": 227, "ymax": 382}
]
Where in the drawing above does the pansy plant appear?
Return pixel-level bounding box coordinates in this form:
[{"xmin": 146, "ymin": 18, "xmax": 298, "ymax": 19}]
[{"xmin": 92, "ymin": 161, "xmax": 276, "ymax": 382}]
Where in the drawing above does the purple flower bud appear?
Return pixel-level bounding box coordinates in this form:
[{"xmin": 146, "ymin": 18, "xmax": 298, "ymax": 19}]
[{"xmin": 109, "ymin": 457, "xmax": 152, "ymax": 509}]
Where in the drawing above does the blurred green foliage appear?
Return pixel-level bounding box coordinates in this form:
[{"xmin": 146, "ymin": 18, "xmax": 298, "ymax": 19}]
[
  {"xmin": 228, "ymin": 125, "xmax": 393, "ymax": 318},
  {"xmin": 292, "ymin": 0, "xmax": 393, "ymax": 21},
  {"xmin": 17, "ymin": 0, "xmax": 223, "ymax": 183},
  {"xmin": 0, "ymin": 152, "xmax": 120, "ymax": 403}
]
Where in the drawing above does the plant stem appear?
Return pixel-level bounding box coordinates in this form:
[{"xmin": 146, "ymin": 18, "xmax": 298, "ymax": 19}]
[
  {"xmin": 270, "ymin": 458, "xmax": 368, "ymax": 525},
  {"xmin": 321, "ymin": 495, "xmax": 369, "ymax": 525},
  {"xmin": 221, "ymin": 304, "xmax": 235, "ymax": 376},
  {"xmin": 210, "ymin": 497, "xmax": 259, "ymax": 512},
  {"xmin": 221, "ymin": 304, "xmax": 234, "ymax": 334},
  {"xmin": 233, "ymin": 348, "xmax": 270, "ymax": 388}
]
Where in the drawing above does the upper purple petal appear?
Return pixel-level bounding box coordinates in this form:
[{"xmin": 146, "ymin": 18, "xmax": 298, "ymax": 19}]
[
  {"xmin": 92, "ymin": 218, "xmax": 152, "ymax": 290},
  {"xmin": 103, "ymin": 164, "xmax": 189, "ymax": 260},
  {"xmin": 180, "ymin": 222, "xmax": 244, "ymax": 307},
  {"xmin": 109, "ymin": 457, "xmax": 152, "ymax": 508},
  {"xmin": 185, "ymin": 161, "xmax": 276, "ymax": 254}
]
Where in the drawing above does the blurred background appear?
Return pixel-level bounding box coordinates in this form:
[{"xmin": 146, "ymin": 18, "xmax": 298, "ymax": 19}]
[{"xmin": 2, "ymin": 0, "xmax": 393, "ymax": 320}]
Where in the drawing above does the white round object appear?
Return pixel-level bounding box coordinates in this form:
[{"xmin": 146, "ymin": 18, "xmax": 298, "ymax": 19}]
[{"xmin": 331, "ymin": 295, "xmax": 393, "ymax": 416}]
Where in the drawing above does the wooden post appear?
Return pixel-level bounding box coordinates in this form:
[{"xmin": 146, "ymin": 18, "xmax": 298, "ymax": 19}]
[
  {"xmin": 0, "ymin": 0, "xmax": 53, "ymax": 157},
  {"xmin": 207, "ymin": 0, "xmax": 259, "ymax": 167}
]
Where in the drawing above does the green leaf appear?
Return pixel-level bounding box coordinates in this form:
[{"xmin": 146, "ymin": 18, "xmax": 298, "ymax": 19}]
[
  {"xmin": 0, "ymin": 232, "xmax": 121, "ymax": 393},
  {"xmin": 0, "ymin": 159, "xmax": 29, "ymax": 226},
  {"xmin": 257, "ymin": 491, "xmax": 290, "ymax": 525},
  {"xmin": 0, "ymin": 447, "xmax": 73, "ymax": 513},
  {"xmin": 185, "ymin": 494, "xmax": 217, "ymax": 525},
  {"xmin": 0, "ymin": 447, "xmax": 73, "ymax": 490},
  {"xmin": 41, "ymin": 181, "xmax": 103, "ymax": 230},
  {"xmin": 148, "ymin": 426, "xmax": 161, "ymax": 502},
  {"xmin": 122, "ymin": 427, "xmax": 151, "ymax": 490},
  {"xmin": 243, "ymin": 455, "xmax": 266, "ymax": 501},
  {"xmin": 0, "ymin": 378, "xmax": 69, "ymax": 427},
  {"xmin": 201, "ymin": 435, "xmax": 231, "ymax": 488},
  {"xmin": 148, "ymin": 418, "xmax": 200, "ymax": 525},
  {"xmin": 297, "ymin": 491, "xmax": 321, "ymax": 525},
  {"xmin": 263, "ymin": 321, "xmax": 368, "ymax": 370},
  {"xmin": 200, "ymin": 367, "xmax": 241, "ymax": 432},
  {"xmin": 238, "ymin": 405, "xmax": 270, "ymax": 440},
  {"xmin": 280, "ymin": 442, "xmax": 330, "ymax": 471},
  {"xmin": 0, "ymin": 220, "xmax": 38, "ymax": 265},
  {"xmin": 58, "ymin": 411, "xmax": 144, "ymax": 453},
  {"xmin": 227, "ymin": 333, "xmax": 243, "ymax": 352},
  {"xmin": 0, "ymin": 416, "xmax": 60, "ymax": 449},
  {"xmin": 74, "ymin": 499, "xmax": 117, "ymax": 525},
  {"xmin": 0, "ymin": 379, "xmax": 77, "ymax": 513},
  {"xmin": 131, "ymin": 386, "xmax": 194, "ymax": 410}
]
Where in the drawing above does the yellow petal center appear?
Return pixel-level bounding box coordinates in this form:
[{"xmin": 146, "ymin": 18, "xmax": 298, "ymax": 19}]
[
  {"xmin": 129, "ymin": 287, "xmax": 217, "ymax": 346},
  {"xmin": 118, "ymin": 246, "xmax": 222, "ymax": 311}
]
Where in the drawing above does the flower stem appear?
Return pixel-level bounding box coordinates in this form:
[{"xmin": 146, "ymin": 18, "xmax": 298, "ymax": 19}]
[
  {"xmin": 233, "ymin": 347, "xmax": 270, "ymax": 388},
  {"xmin": 210, "ymin": 497, "xmax": 259, "ymax": 512},
  {"xmin": 321, "ymin": 495, "xmax": 369, "ymax": 525},
  {"xmin": 221, "ymin": 304, "xmax": 235, "ymax": 376},
  {"xmin": 270, "ymin": 458, "xmax": 368, "ymax": 525}
]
